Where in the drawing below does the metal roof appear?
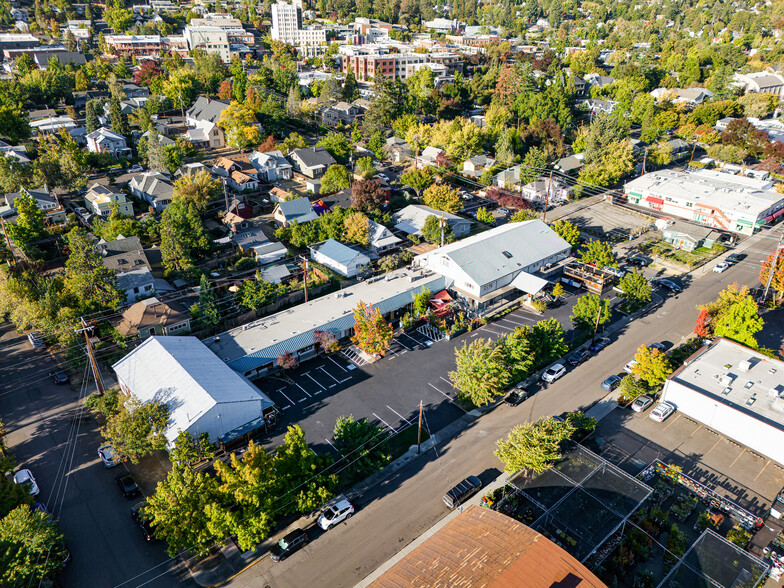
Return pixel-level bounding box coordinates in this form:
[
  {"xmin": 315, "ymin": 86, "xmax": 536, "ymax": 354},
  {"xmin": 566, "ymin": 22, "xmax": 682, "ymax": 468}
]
[{"xmin": 310, "ymin": 238, "xmax": 370, "ymax": 267}]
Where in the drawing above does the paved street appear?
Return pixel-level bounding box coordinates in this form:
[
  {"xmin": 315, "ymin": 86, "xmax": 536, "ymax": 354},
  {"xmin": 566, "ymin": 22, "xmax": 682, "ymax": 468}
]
[{"xmin": 225, "ymin": 228, "xmax": 781, "ymax": 588}]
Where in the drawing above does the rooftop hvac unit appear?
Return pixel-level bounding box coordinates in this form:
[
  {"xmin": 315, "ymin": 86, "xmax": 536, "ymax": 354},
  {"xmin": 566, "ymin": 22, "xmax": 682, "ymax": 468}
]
[
  {"xmin": 738, "ymin": 359, "xmax": 752, "ymax": 372},
  {"xmin": 719, "ymin": 373, "xmax": 733, "ymax": 386}
]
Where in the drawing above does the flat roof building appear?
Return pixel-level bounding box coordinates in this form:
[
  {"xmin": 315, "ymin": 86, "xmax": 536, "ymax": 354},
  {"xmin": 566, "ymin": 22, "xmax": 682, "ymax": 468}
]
[
  {"xmin": 624, "ymin": 169, "xmax": 784, "ymax": 235},
  {"xmin": 662, "ymin": 338, "xmax": 784, "ymax": 465}
]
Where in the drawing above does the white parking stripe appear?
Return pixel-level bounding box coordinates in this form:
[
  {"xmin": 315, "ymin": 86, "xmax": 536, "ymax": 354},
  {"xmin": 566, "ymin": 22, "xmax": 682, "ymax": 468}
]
[
  {"xmin": 481, "ymin": 327, "xmax": 507, "ymax": 336},
  {"xmin": 293, "ymin": 382, "xmax": 312, "ymax": 397},
  {"xmin": 327, "ymin": 356, "xmax": 348, "ymax": 372},
  {"xmin": 386, "ymin": 405, "xmax": 412, "ymax": 425},
  {"xmin": 373, "ymin": 412, "xmax": 397, "ymax": 433},
  {"xmin": 318, "ymin": 366, "xmax": 342, "ymax": 384},
  {"xmin": 500, "ymin": 316, "xmax": 534, "ymax": 326},
  {"xmin": 440, "ymin": 376, "xmax": 453, "ymax": 387},
  {"xmin": 492, "ymin": 322, "xmax": 514, "ymax": 331},
  {"xmin": 303, "ymin": 372, "xmax": 326, "ymax": 391},
  {"xmin": 428, "ymin": 382, "xmax": 452, "ymax": 400},
  {"xmin": 396, "ymin": 338, "xmax": 413, "ymax": 351},
  {"xmin": 400, "ymin": 332, "xmax": 421, "ymax": 346},
  {"xmin": 277, "ymin": 388, "xmax": 295, "ymax": 407}
]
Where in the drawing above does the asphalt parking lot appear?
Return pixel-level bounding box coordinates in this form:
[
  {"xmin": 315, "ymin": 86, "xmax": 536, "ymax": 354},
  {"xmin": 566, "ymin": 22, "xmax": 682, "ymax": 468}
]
[
  {"xmin": 563, "ymin": 200, "xmax": 654, "ymax": 240},
  {"xmin": 592, "ymin": 406, "xmax": 784, "ymax": 517}
]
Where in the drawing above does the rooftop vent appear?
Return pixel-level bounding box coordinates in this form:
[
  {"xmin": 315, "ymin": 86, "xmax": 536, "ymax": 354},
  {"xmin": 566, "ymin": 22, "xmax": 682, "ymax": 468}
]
[
  {"xmin": 719, "ymin": 373, "xmax": 734, "ymax": 386},
  {"xmin": 738, "ymin": 359, "xmax": 752, "ymax": 372},
  {"xmin": 502, "ymin": 250, "xmax": 513, "ymax": 259}
]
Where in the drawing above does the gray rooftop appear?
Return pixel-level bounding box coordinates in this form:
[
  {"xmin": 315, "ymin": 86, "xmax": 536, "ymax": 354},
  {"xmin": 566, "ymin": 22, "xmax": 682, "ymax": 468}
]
[
  {"xmin": 291, "ymin": 146, "xmax": 337, "ymax": 169},
  {"xmin": 186, "ymin": 96, "xmax": 230, "ymax": 123},
  {"xmin": 277, "ymin": 197, "xmax": 316, "ymax": 219},
  {"xmin": 310, "ymin": 238, "xmax": 368, "ymax": 266},
  {"xmin": 669, "ymin": 338, "xmax": 784, "ymax": 430}
]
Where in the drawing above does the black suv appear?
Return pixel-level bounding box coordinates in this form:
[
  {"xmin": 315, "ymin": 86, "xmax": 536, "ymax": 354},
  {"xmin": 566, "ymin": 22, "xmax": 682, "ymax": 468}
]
[
  {"xmin": 270, "ymin": 529, "xmax": 309, "ymax": 562},
  {"xmin": 567, "ymin": 349, "xmax": 590, "ymax": 366},
  {"xmin": 131, "ymin": 502, "xmax": 156, "ymax": 542},
  {"xmin": 653, "ymin": 278, "xmax": 682, "ymax": 293},
  {"xmin": 116, "ymin": 474, "xmax": 141, "ymax": 499},
  {"xmin": 442, "ymin": 476, "xmax": 482, "ymax": 509},
  {"xmin": 628, "ymin": 255, "xmax": 652, "ymax": 267}
]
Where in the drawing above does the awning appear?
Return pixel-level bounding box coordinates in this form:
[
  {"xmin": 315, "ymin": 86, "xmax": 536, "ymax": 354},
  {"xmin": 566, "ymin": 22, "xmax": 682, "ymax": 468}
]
[
  {"xmin": 646, "ymin": 196, "xmax": 664, "ymax": 205},
  {"xmin": 510, "ymin": 271, "xmax": 550, "ymax": 295},
  {"xmin": 765, "ymin": 208, "xmax": 784, "ymax": 222}
]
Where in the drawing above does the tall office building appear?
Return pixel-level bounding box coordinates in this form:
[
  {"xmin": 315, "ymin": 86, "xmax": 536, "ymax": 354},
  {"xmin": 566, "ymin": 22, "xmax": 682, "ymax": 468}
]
[{"xmin": 271, "ymin": 1, "xmax": 299, "ymax": 45}]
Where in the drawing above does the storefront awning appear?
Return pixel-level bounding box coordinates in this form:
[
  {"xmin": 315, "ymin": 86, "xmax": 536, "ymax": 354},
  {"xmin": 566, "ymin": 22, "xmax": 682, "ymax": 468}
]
[
  {"xmin": 646, "ymin": 196, "xmax": 664, "ymax": 205},
  {"xmin": 510, "ymin": 272, "xmax": 549, "ymax": 295},
  {"xmin": 765, "ymin": 208, "xmax": 784, "ymax": 222}
]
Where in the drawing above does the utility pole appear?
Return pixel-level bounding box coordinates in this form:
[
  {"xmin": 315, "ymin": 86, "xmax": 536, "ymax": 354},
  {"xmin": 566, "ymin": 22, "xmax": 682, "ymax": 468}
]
[
  {"xmin": 0, "ymin": 218, "xmax": 15, "ymax": 267},
  {"xmin": 301, "ymin": 257, "xmax": 309, "ymax": 302},
  {"xmin": 440, "ymin": 211, "xmax": 445, "ymax": 247},
  {"xmin": 591, "ymin": 297, "xmax": 604, "ymax": 344},
  {"xmin": 221, "ymin": 177, "xmax": 229, "ymax": 213},
  {"xmin": 416, "ymin": 400, "xmax": 423, "ymax": 454},
  {"xmin": 762, "ymin": 231, "xmax": 784, "ymax": 303},
  {"xmin": 542, "ymin": 170, "xmax": 553, "ymax": 223},
  {"xmin": 178, "ymin": 91, "xmax": 185, "ymax": 121},
  {"xmin": 76, "ymin": 318, "xmax": 104, "ymax": 395},
  {"xmin": 642, "ymin": 147, "xmax": 648, "ymax": 175},
  {"xmin": 686, "ymin": 141, "xmax": 697, "ymax": 171}
]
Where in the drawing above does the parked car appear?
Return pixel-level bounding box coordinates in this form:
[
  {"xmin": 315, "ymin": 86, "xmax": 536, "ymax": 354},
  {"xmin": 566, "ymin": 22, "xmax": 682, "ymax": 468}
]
[
  {"xmin": 98, "ymin": 445, "xmax": 121, "ymax": 468},
  {"xmin": 131, "ymin": 502, "xmax": 156, "ymax": 542},
  {"xmin": 14, "ymin": 469, "xmax": 40, "ymax": 496},
  {"xmin": 442, "ymin": 475, "xmax": 482, "ymax": 509},
  {"xmin": 589, "ymin": 337, "xmax": 611, "ymax": 353},
  {"xmin": 603, "ymin": 266, "xmax": 626, "ymax": 279},
  {"xmin": 317, "ymin": 498, "xmax": 355, "ymax": 530},
  {"xmin": 649, "ymin": 401, "xmax": 676, "ymax": 422},
  {"xmin": 649, "ymin": 342, "xmax": 666, "ymax": 352},
  {"xmin": 601, "ymin": 375, "xmax": 622, "ymax": 391},
  {"xmin": 552, "ymin": 411, "xmax": 569, "ymax": 423},
  {"xmin": 654, "ymin": 278, "xmax": 682, "ymax": 293},
  {"xmin": 33, "ymin": 502, "xmax": 52, "ymax": 521},
  {"xmin": 541, "ymin": 363, "xmax": 567, "ymax": 383},
  {"xmin": 116, "ymin": 473, "xmax": 141, "ymax": 499},
  {"xmin": 497, "ymin": 207, "xmax": 510, "ymax": 215},
  {"xmin": 127, "ymin": 164, "xmax": 143, "ymax": 173},
  {"xmin": 27, "ymin": 331, "xmax": 45, "ymax": 349},
  {"xmin": 628, "ymin": 255, "xmax": 652, "ymax": 267},
  {"xmin": 504, "ymin": 384, "xmax": 530, "ymax": 406},
  {"xmin": 624, "ymin": 360, "xmax": 639, "ymax": 374},
  {"xmin": 270, "ymin": 528, "xmax": 309, "ymax": 562},
  {"xmin": 713, "ymin": 261, "xmax": 730, "ymax": 273},
  {"xmin": 726, "ymin": 253, "xmax": 745, "ymax": 264},
  {"xmin": 49, "ymin": 370, "xmax": 69, "ymax": 385},
  {"xmin": 567, "ymin": 349, "xmax": 590, "ymax": 366},
  {"xmin": 631, "ymin": 395, "xmax": 655, "ymax": 412}
]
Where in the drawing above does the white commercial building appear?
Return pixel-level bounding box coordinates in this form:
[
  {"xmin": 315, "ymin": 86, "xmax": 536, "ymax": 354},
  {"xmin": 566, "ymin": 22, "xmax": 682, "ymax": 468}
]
[
  {"xmin": 184, "ymin": 25, "xmax": 230, "ymax": 63},
  {"xmin": 271, "ymin": 0, "xmax": 325, "ymax": 53},
  {"xmin": 113, "ymin": 336, "xmax": 276, "ymax": 446},
  {"xmin": 661, "ymin": 338, "xmax": 784, "ymax": 466},
  {"xmin": 624, "ymin": 169, "xmax": 784, "ymax": 235},
  {"xmin": 413, "ymin": 220, "xmax": 571, "ymax": 314}
]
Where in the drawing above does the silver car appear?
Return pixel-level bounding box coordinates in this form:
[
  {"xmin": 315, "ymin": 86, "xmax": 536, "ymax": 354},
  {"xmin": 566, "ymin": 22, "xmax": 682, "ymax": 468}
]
[
  {"xmin": 649, "ymin": 401, "xmax": 676, "ymax": 422},
  {"xmin": 98, "ymin": 445, "xmax": 121, "ymax": 468},
  {"xmin": 631, "ymin": 395, "xmax": 654, "ymax": 412},
  {"xmin": 317, "ymin": 498, "xmax": 355, "ymax": 530},
  {"xmin": 541, "ymin": 363, "xmax": 567, "ymax": 383},
  {"xmin": 14, "ymin": 469, "xmax": 40, "ymax": 496}
]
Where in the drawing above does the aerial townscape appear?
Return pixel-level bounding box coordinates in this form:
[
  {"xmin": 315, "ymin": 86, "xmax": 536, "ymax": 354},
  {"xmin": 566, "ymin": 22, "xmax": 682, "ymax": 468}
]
[{"xmin": 4, "ymin": 0, "xmax": 784, "ymax": 586}]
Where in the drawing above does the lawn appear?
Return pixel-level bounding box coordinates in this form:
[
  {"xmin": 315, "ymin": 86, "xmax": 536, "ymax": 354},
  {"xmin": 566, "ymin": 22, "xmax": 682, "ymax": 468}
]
[{"xmin": 643, "ymin": 241, "xmax": 727, "ymax": 269}]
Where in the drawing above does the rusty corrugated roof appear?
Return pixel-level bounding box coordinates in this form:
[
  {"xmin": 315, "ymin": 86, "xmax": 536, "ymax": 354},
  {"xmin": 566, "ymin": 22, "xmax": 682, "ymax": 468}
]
[{"xmin": 370, "ymin": 505, "xmax": 606, "ymax": 588}]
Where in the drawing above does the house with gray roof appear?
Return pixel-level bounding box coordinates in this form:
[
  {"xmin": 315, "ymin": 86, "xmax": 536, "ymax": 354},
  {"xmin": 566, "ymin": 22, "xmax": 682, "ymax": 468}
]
[
  {"xmin": 660, "ymin": 219, "xmax": 720, "ymax": 252},
  {"xmin": 392, "ymin": 204, "xmax": 473, "ymax": 238},
  {"xmin": 308, "ymin": 239, "xmax": 371, "ymax": 277},
  {"xmin": 462, "ymin": 154, "xmax": 496, "ymax": 178},
  {"xmin": 5, "ymin": 186, "xmax": 66, "ymax": 222},
  {"xmin": 233, "ymin": 228, "xmax": 288, "ymax": 264},
  {"xmin": 129, "ymin": 171, "xmax": 175, "ymax": 212},
  {"xmin": 249, "ymin": 150, "xmax": 293, "ymax": 182},
  {"xmin": 185, "ymin": 96, "xmax": 230, "ymax": 149},
  {"xmin": 289, "ymin": 146, "xmax": 336, "ymax": 178},
  {"xmin": 273, "ymin": 197, "xmax": 318, "ymax": 227},
  {"xmin": 367, "ymin": 219, "xmax": 402, "ymax": 254},
  {"xmin": 733, "ymin": 71, "xmax": 784, "ymax": 96},
  {"xmin": 413, "ymin": 220, "xmax": 572, "ymax": 314}
]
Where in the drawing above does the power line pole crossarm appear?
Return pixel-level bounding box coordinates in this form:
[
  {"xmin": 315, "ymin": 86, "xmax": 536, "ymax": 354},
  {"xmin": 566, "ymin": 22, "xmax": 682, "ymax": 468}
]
[{"xmin": 75, "ymin": 318, "xmax": 104, "ymax": 395}]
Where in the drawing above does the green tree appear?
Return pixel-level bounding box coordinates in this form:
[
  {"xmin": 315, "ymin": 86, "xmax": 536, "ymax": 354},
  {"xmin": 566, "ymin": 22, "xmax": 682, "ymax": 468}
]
[
  {"xmin": 170, "ymin": 431, "xmax": 215, "ymax": 471},
  {"xmin": 584, "ymin": 112, "xmax": 628, "ymax": 164},
  {"xmin": 351, "ymin": 301, "xmax": 393, "ymax": 356},
  {"xmin": 0, "ymin": 477, "xmax": 32, "ymax": 521},
  {"xmin": 85, "ymin": 100, "xmax": 100, "ymax": 133},
  {"xmin": 449, "ymin": 338, "xmax": 512, "ymax": 406},
  {"xmin": 494, "ymin": 417, "xmax": 575, "ymax": 474},
  {"xmin": 0, "ymin": 505, "xmax": 68, "ymax": 585},
  {"xmin": 162, "ymin": 68, "xmax": 201, "ymax": 109},
  {"xmin": 64, "ymin": 227, "xmax": 123, "ymax": 310},
  {"xmin": 160, "ymin": 200, "xmax": 211, "ymax": 274},
  {"xmin": 172, "ymin": 170, "xmax": 221, "ymax": 210},
  {"xmin": 476, "ymin": 207, "xmax": 494, "ymax": 224},
  {"xmin": 343, "ymin": 63, "xmax": 359, "ymax": 101},
  {"xmin": 579, "ymin": 240, "xmax": 619, "ymax": 269},
  {"xmin": 333, "ymin": 415, "xmax": 390, "ymax": 484},
  {"xmin": 238, "ymin": 272, "xmax": 280, "ymax": 310},
  {"xmin": 355, "ymin": 156, "xmax": 375, "ymax": 179},
  {"xmin": 317, "ymin": 131, "xmax": 352, "ymax": 164},
  {"xmin": 4, "ymin": 189, "xmax": 45, "ymax": 253},
  {"xmin": 632, "ymin": 345, "xmax": 673, "ymax": 387},
  {"xmin": 0, "ymin": 104, "xmax": 30, "ymax": 144},
  {"xmin": 193, "ymin": 274, "xmax": 219, "ymax": 329},
  {"xmin": 618, "ymin": 270, "xmax": 652, "ymax": 312},
  {"xmin": 549, "ymin": 219, "xmax": 580, "ymax": 247},
  {"xmin": 101, "ymin": 396, "xmax": 169, "ymax": 463},
  {"xmin": 421, "ymin": 214, "xmax": 455, "ymax": 244},
  {"xmin": 648, "ymin": 141, "xmax": 673, "ymax": 167},
  {"xmin": 34, "ymin": 128, "xmax": 88, "ymax": 192},
  {"xmin": 343, "ymin": 211, "xmax": 369, "ymax": 245},
  {"xmin": 104, "ymin": 0, "xmax": 132, "ymax": 32},
  {"xmin": 400, "ymin": 167, "xmax": 434, "ymax": 198},
  {"xmin": 217, "ymin": 101, "xmax": 262, "ymax": 150},
  {"xmin": 320, "ymin": 164, "xmax": 350, "ymax": 194},
  {"xmin": 509, "ymin": 209, "xmax": 539, "ymax": 222},
  {"xmin": 412, "ymin": 287, "xmax": 431, "ymax": 317},
  {"xmin": 713, "ymin": 296, "xmax": 764, "ymax": 348},
  {"xmin": 617, "ymin": 375, "xmax": 648, "ymax": 403},
  {"xmin": 109, "ymin": 96, "xmax": 129, "ymax": 137},
  {"xmin": 551, "ymin": 282, "xmax": 565, "ymax": 298},
  {"xmin": 422, "ymin": 182, "xmax": 461, "ymax": 214},
  {"xmin": 579, "ymin": 140, "xmax": 635, "ymax": 186},
  {"xmin": 570, "ymin": 293, "xmax": 611, "ymax": 333},
  {"xmin": 286, "ymin": 84, "xmax": 301, "ymax": 117}
]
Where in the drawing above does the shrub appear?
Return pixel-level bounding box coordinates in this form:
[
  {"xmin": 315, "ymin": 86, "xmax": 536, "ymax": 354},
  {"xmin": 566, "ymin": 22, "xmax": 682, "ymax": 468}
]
[{"xmin": 234, "ymin": 257, "xmax": 258, "ymax": 272}]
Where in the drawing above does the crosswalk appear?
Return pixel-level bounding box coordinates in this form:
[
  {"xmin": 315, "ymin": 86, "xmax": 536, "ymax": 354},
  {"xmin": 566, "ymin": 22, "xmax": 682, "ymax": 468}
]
[{"xmin": 341, "ymin": 346, "xmax": 368, "ymax": 366}]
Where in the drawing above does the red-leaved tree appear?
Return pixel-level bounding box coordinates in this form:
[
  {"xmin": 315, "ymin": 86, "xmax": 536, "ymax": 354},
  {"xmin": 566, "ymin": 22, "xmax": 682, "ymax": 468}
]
[
  {"xmin": 277, "ymin": 352, "xmax": 298, "ymax": 370},
  {"xmin": 694, "ymin": 308, "xmax": 711, "ymax": 338},
  {"xmin": 351, "ymin": 302, "xmax": 393, "ymax": 356}
]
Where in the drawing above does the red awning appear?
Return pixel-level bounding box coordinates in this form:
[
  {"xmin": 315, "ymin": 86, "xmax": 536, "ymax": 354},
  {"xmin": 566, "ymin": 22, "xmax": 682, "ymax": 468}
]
[{"xmin": 646, "ymin": 196, "xmax": 664, "ymax": 205}]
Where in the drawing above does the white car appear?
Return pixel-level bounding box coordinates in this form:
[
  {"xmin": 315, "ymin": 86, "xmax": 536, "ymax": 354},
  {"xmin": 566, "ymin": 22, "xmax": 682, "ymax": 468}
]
[
  {"xmin": 317, "ymin": 498, "xmax": 355, "ymax": 530},
  {"xmin": 713, "ymin": 262, "xmax": 730, "ymax": 273},
  {"xmin": 541, "ymin": 363, "xmax": 567, "ymax": 383},
  {"xmin": 624, "ymin": 360, "xmax": 639, "ymax": 374},
  {"xmin": 649, "ymin": 401, "xmax": 676, "ymax": 422},
  {"xmin": 14, "ymin": 469, "xmax": 40, "ymax": 496},
  {"xmin": 98, "ymin": 445, "xmax": 121, "ymax": 468},
  {"xmin": 127, "ymin": 164, "xmax": 144, "ymax": 173}
]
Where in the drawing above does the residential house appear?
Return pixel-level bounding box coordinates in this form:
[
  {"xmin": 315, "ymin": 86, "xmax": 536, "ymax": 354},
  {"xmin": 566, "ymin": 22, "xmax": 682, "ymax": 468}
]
[
  {"xmin": 520, "ymin": 177, "xmax": 572, "ymax": 204},
  {"xmin": 33, "ymin": 51, "xmax": 86, "ymax": 69},
  {"xmin": 494, "ymin": 165, "xmax": 524, "ymax": 190},
  {"xmin": 309, "ymin": 239, "xmax": 371, "ymax": 277},
  {"xmin": 269, "ymin": 186, "xmax": 292, "ymax": 203},
  {"xmin": 273, "ymin": 197, "xmax": 318, "ymax": 227},
  {"xmin": 84, "ymin": 184, "xmax": 134, "ymax": 217},
  {"xmin": 584, "ymin": 98, "xmax": 618, "ymax": 114},
  {"xmin": 385, "ymin": 136, "xmax": 412, "ymax": 162},
  {"xmin": 554, "ymin": 154, "xmax": 583, "ymax": 175},
  {"xmin": 213, "ymin": 154, "xmax": 260, "ymax": 192},
  {"xmin": 112, "ymin": 336, "xmax": 277, "ymax": 446},
  {"xmin": 5, "ymin": 187, "xmax": 65, "ymax": 222},
  {"xmin": 584, "ymin": 73, "xmax": 615, "ymax": 88},
  {"xmin": 185, "ymin": 96, "xmax": 230, "ymax": 149},
  {"xmin": 321, "ymin": 101, "xmax": 364, "ymax": 126},
  {"xmin": 392, "ymin": 204, "xmax": 473, "ymax": 238},
  {"xmin": 462, "ymin": 154, "xmax": 496, "ymax": 178},
  {"xmin": 116, "ymin": 297, "xmax": 191, "ymax": 338},
  {"xmin": 129, "ymin": 171, "xmax": 175, "ymax": 212},
  {"xmin": 95, "ymin": 235, "xmax": 157, "ymax": 304},
  {"xmin": 142, "ymin": 129, "xmax": 176, "ymax": 147},
  {"xmin": 650, "ymin": 87, "xmax": 714, "ymax": 106},
  {"xmin": 288, "ymin": 146, "xmax": 336, "ymax": 178},
  {"xmin": 668, "ymin": 138, "xmax": 691, "ymax": 161},
  {"xmin": 234, "ymin": 228, "xmax": 288, "ymax": 264},
  {"xmin": 367, "ymin": 219, "xmax": 402, "ymax": 254},
  {"xmin": 248, "ymin": 150, "xmax": 293, "ymax": 182},
  {"xmin": 222, "ymin": 197, "xmax": 254, "ymax": 233},
  {"xmin": 415, "ymin": 145, "xmax": 445, "ymax": 168},
  {"xmin": 660, "ymin": 219, "xmax": 720, "ymax": 252},
  {"xmin": 0, "ymin": 141, "xmax": 30, "ymax": 164},
  {"xmin": 86, "ymin": 128, "xmax": 132, "ymax": 158}
]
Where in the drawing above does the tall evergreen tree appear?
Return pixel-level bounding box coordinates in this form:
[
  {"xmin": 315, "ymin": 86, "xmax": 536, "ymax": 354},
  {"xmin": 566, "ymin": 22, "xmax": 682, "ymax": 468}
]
[
  {"xmin": 343, "ymin": 64, "xmax": 359, "ymax": 101},
  {"xmin": 85, "ymin": 100, "xmax": 99, "ymax": 133},
  {"xmin": 109, "ymin": 96, "xmax": 129, "ymax": 137}
]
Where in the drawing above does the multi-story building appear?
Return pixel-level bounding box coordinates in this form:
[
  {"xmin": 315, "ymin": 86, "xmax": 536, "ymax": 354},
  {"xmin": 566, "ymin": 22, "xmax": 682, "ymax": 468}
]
[
  {"xmin": 427, "ymin": 51, "xmax": 464, "ymax": 75},
  {"xmin": 184, "ymin": 25, "xmax": 230, "ymax": 63},
  {"xmin": 271, "ymin": 0, "xmax": 325, "ymax": 55},
  {"xmin": 190, "ymin": 17, "xmax": 254, "ymax": 45},
  {"xmin": 341, "ymin": 52, "xmax": 428, "ymax": 82},
  {"xmin": 105, "ymin": 35, "xmax": 163, "ymax": 57}
]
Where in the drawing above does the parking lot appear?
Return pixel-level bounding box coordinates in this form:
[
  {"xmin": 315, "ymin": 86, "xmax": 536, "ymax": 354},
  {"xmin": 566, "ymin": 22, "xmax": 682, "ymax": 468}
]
[
  {"xmin": 592, "ymin": 407, "xmax": 784, "ymax": 517},
  {"xmin": 562, "ymin": 200, "xmax": 654, "ymax": 241}
]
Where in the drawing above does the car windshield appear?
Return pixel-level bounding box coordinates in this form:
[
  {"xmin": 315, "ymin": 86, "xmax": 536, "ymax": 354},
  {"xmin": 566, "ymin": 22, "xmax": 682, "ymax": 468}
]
[
  {"xmin": 278, "ymin": 538, "xmax": 288, "ymax": 549},
  {"xmin": 322, "ymin": 508, "xmax": 337, "ymax": 520},
  {"xmin": 19, "ymin": 479, "xmax": 32, "ymax": 488}
]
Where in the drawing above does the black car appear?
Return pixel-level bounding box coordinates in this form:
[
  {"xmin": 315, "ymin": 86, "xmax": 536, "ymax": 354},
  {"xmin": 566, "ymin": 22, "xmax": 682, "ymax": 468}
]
[
  {"xmin": 726, "ymin": 253, "xmax": 746, "ymax": 264},
  {"xmin": 116, "ymin": 474, "xmax": 141, "ymax": 499},
  {"xmin": 504, "ymin": 386, "xmax": 530, "ymax": 406},
  {"xmin": 654, "ymin": 278, "xmax": 682, "ymax": 293},
  {"xmin": 270, "ymin": 528, "xmax": 309, "ymax": 562},
  {"xmin": 567, "ymin": 349, "xmax": 590, "ymax": 366},
  {"xmin": 442, "ymin": 475, "xmax": 482, "ymax": 509},
  {"xmin": 131, "ymin": 502, "xmax": 156, "ymax": 542},
  {"xmin": 628, "ymin": 255, "xmax": 652, "ymax": 267},
  {"xmin": 589, "ymin": 337, "xmax": 611, "ymax": 353},
  {"xmin": 49, "ymin": 370, "xmax": 69, "ymax": 385}
]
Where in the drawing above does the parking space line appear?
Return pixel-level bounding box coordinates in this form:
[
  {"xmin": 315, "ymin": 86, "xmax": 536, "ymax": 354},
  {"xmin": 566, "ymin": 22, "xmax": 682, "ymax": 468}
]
[
  {"xmin": 302, "ymin": 372, "xmax": 326, "ymax": 391},
  {"xmin": 499, "ymin": 317, "xmax": 534, "ymax": 326},
  {"xmin": 325, "ymin": 438, "xmax": 338, "ymax": 452},
  {"xmin": 292, "ymin": 382, "xmax": 312, "ymax": 397},
  {"xmin": 396, "ymin": 338, "xmax": 413, "ymax": 351},
  {"xmin": 277, "ymin": 388, "xmax": 295, "ymax": 408},
  {"xmin": 373, "ymin": 412, "xmax": 397, "ymax": 433},
  {"xmin": 400, "ymin": 332, "xmax": 422, "ymax": 347},
  {"xmin": 428, "ymin": 382, "xmax": 452, "ymax": 400},
  {"xmin": 318, "ymin": 366, "xmax": 342, "ymax": 384},
  {"xmin": 491, "ymin": 323, "xmax": 514, "ymax": 331},
  {"xmin": 481, "ymin": 328, "xmax": 507, "ymax": 336},
  {"xmin": 754, "ymin": 460, "xmax": 771, "ymax": 481},
  {"xmin": 729, "ymin": 448, "xmax": 747, "ymax": 469},
  {"xmin": 386, "ymin": 405, "xmax": 412, "ymax": 425},
  {"xmin": 439, "ymin": 376, "xmax": 453, "ymax": 388},
  {"xmin": 327, "ymin": 356, "xmax": 348, "ymax": 372}
]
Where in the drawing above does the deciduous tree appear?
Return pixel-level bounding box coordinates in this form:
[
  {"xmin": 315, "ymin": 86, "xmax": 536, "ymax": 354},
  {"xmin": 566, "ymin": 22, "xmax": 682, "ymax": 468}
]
[
  {"xmin": 580, "ymin": 240, "xmax": 619, "ymax": 268},
  {"xmin": 173, "ymin": 170, "xmax": 221, "ymax": 210},
  {"xmin": 320, "ymin": 164, "xmax": 350, "ymax": 194},
  {"xmin": 218, "ymin": 101, "xmax": 262, "ymax": 150},
  {"xmin": 0, "ymin": 505, "xmax": 68, "ymax": 585},
  {"xmin": 238, "ymin": 272, "xmax": 280, "ymax": 310},
  {"xmin": 549, "ymin": 219, "xmax": 580, "ymax": 247},
  {"xmin": 400, "ymin": 167, "xmax": 433, "ymax": 198},
  {"xmin": 571, "ymin": 293, "xmax": 611, "ymax": 332},
  {"xmin": 449, "ymin": 338, "xmax": 512, "ymax": 406},
  {"xmin": 317, "ymin": 131, "xmax": 352, "ymax": 164},
  {"xmin": 713, "ymin": 296, "xmax": 763, "ymax": 348},
  {"xmin": 632, "ymin": 345, "xmax": 673, "ymax": 387},
  {"xmin": 101, "ymin": 396, "xmax": 169, "ymax": 464},
  {"xmin": 333, "ymin": 415, "xmax": 390, "ymax": 483},
  {"xmin": 343, "ymin": 211, "xmax": 369, "ymax": 245},
  {"xmin": 422, "ymin": 182, "xmax": 461, "ymax": 214},
  {"xmin": 170, "ymin": 431, "xmax": 215, "ymax": 471},
  {"xmin": 494, "ymin": 417, "xmax": 575, "ymax": 474},
  {"xmin": 4, "ymin": 190, "xmax": 45, "ymax": 253},
  {"xmin": 350, "ymin": 179, "xmax": 386, "ymax": 213},
  {"xmin": 421, "ymin": 214, "xmax": 455, "ymax": 244},
  {"xmin": 759, "ymin": 250, "xmax": 784, "ymax": 305},
  {"xmin": 160, "ymin": 200, "xmax": 211, "ymax": 274},
  {"xmin": 476, "ymin": 207, "xmax": 493, "ymax": 224},
  {"xmin": 64, "ymin": 227, "xmax": 123, "ymax": 311},
  {"xmin": 618, "ymin": 270, "xmax": 652, "ymax": 312},
  {"xmin": 351, "ymin": 301, "xmax": 393, "ymax": 356}
]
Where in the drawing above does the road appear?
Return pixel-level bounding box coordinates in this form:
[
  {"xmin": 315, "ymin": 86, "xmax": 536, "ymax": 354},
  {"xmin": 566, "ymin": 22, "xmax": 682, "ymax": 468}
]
[{"xmin": 226, "ymin": 229, "xmax": 779, "ymax": 588}]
